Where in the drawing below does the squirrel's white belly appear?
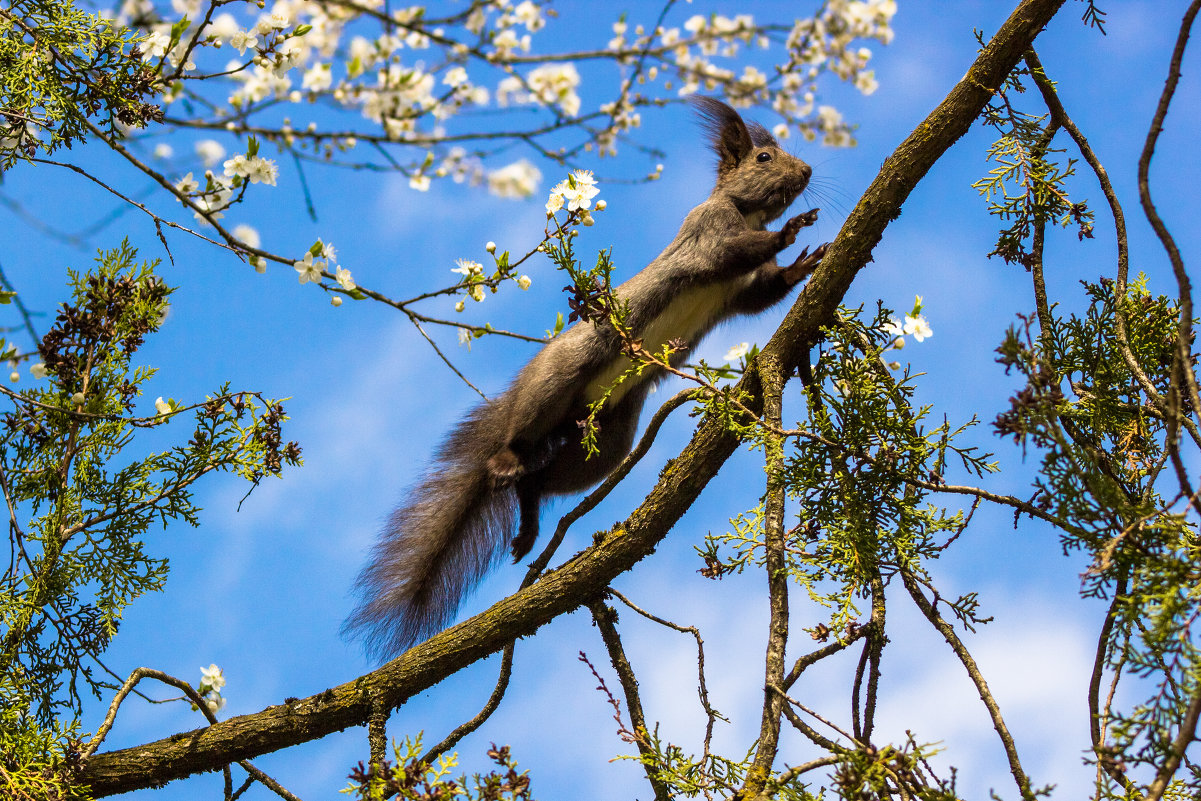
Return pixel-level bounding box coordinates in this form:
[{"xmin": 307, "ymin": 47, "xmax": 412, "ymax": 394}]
[{"xmin": 583, "ymin": 280, "xmax": 733, "ymax": 406}]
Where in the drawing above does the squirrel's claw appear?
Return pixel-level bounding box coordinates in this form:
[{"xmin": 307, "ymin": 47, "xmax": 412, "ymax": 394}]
[
  {"xmin": 782, "ymin": 242, "xmax": 829, "ymax": 285},
  {"xmin": 779, "ymin": 208, "xmax": 821, "ymax": 248}
]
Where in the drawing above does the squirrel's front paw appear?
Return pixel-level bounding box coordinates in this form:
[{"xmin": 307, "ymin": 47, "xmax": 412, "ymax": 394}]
[
  {"xmin": 782, "ymin": 242, "xmax": 828, "ymax": 285},
  {"xmin": 779, "ymin": 208, "xmax": 821, "ymax": 248}
]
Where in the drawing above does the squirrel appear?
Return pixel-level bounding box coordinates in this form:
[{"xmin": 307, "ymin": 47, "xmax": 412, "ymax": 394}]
[{"xmin": 345, "ymin": 97, "xmax": 826, "ymax": 658}]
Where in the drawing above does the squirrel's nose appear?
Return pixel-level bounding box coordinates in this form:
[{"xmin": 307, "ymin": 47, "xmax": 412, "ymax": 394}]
[{"xmin": 800, "ymin": 164, "xmax": 812, "ymax": 180}]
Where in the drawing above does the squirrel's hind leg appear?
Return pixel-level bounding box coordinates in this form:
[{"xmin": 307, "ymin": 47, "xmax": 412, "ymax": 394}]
[{"xmin": 511, "ymin": 472, "xmax": 544, "ymax": 561}]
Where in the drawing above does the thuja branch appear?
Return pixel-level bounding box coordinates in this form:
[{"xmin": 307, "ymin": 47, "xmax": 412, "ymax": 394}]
[{"xmin": 78, "ymin": 0, "xmax": 1068, "ymax": 792}]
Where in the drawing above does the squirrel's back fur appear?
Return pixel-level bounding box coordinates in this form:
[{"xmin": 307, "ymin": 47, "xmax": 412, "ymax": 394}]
[{"xmin": 345, "ymin": 97, "xmax": 824, "ymax": 659}]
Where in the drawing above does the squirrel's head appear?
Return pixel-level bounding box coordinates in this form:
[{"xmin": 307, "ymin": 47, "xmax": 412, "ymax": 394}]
[{"xmin": 691, "ymin": 96, "xmax": 812, "ymax": 227}]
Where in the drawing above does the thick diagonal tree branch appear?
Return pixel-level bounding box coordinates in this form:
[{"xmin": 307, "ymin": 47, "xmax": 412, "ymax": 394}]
[{"xmin": 79, "ymin": 0, "xmax": 1067, "ymax": 793}]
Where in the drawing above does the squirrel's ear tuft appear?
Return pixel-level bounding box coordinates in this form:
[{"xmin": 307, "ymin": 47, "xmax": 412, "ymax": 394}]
[
  {"xmin": 690, "ymin": 95, "xmax": 754, "ymax": 173},
  {"xmin": 745, "ymin": 120, "xmax": 777, "ymax": 149}
]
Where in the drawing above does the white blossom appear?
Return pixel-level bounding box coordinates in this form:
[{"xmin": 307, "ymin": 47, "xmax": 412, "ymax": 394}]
[
  {"xmin": 207, "ymin": 13, "xmax": 239, "ymax": 43},
  {"xmin": 561, "ymin": 169, "xmax": 599, "ymax": 211},
  {"xmin": 347, "ymin": 36, "xmax": 377, "ymax": 74},
  {"xmin": 142, "ymin": 30, "xmax": 172, "ymax": 61},
  {"xmin": 175, "ymin": 172, "xmax": 199, "ymax": 193},
  {"xmin": 724, "ymin": 342, "xmax": 750, "ymax": 362},
  {"xmin": 200, "ymin": 663, "xmax": 226, "ymax": 691},
  {"xmin": 854, "ymin": 69, "xmax": 879, "ymax": 95},
  {"xmin": 229, "ymin": 28, "xmax": 259, "ymax": 55},
  {"xmin": 195, "ymin": 140, "xmax": 226, "ymax": 167},
  {"xmin": 233, "ymin": 224, "xmax": 261, "ymax": 248},
  {"xmin": 491, "ymin": 29, "xmax": 530, "ymax": 58},
  {"xmin": 302, "ymin": 63, "xmax": 332, "ymax": 91},
  {"xmin": 193, "ymin": 186, "xmax": 233, "ymax": 222},
  {"xmin": 294, "ymin": 252, "xmax": 325, "ymax": 284},
  {"xmin": 513, "ymin": 1, "xmax": 544, "ymax": 31},
  {"xmin": 903, "ymin": 314, "xmax": 933, "ymax": 342},
  {"xmin": 223, "ymin": 153, "xmax": 248, "ymax": 178},
  {"xmin": 497, "ymin": 63, "xmax": 581, "ymax": 116},
  {"xmin": 256, "ymin": 10, "xmax": 290, "ymax": 34},
  {"xmin": 487, "ymin": 159, "xmax": 541, "ymax": 198},
  {"xmin": 245, "ymin": 156, "xmax": 278, "ymax": 185},
  {"xmin": 452, "ymin": 259, "xmax": 483, "ymax": 277}
]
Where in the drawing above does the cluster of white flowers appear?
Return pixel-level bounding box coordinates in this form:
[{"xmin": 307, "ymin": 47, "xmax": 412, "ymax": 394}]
[
  {"xmin": 776, "ymin": 0, "xmax": 896, "ymax": 141},
  {"xmin": 223, "ymin": 153, "xmax": 278, "ymax": 185},
  {"xmin": 596, "ymin": 96, "xmax": 641, "ymax": 156},
  {"xmin": 487, "ymin": 159, "xmax": 542, "ymax": 199},
  {"xmin": 115, "ymin": 0, "xmax": 896, "ymax": 243},
  {"xmin": 197, "ymin": 663, "xmax": 227, "ymax": 714},
  {"xmin": 171, "ymin": 141, "xmax": 279, "ymax": 224},
  {"xmin": 361, "ymin": 66, "xmax": 437, "ymax": 140},
  {"xmin": 885, "ymin": 314, "xmax": 933, "ymax": 343},
  {"xmin": 449, "ymin": 242, "xmax": 532, "ymax": 315},
  {"xmin": 884, "ymin": 296, "xmax": 933, "ymax": 354},
  {"xmin": 497, "ymin": 63, "xmax": 582, "ymax": 117},
  {"xmin": 545, "ymin": 170, "xmax": 600, "ymax": 218},
  {"xmin": 452, "ymin": 258, "xmax": 487, "ymax": 304},
  {"xmin": 438, "ymin": 147, "xmax": 486, "ymax": 187}
]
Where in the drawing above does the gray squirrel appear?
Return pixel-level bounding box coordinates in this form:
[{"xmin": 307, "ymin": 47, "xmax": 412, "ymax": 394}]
[{"xmin": 345, "ymin": 97, "xmax": 826, "ymax": 657}]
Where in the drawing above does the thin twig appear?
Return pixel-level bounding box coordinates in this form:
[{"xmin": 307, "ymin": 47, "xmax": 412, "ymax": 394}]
[
  {"xmin": 1136, "ymin": 1, "xmax": 1201, "ymax": 517},
  {"xmin": 901, "ymin": 571, "xmax": 1033, "ymax": 800},
  {"xmin": 588, "ymin": 600, "xmax": 671, "ymax": 801},
  {"xmin": 608, "ymin": 588, "xmax": 724, "ymax": 760},
  {"xmin": 420, "ymin": 643, "xmax": 515, "ymax": 764}
]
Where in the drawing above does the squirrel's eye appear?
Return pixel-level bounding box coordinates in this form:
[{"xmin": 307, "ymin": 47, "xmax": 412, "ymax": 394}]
[{"xmin": 756, "ymin": 151, "xmax": 772, "ymax": 163}]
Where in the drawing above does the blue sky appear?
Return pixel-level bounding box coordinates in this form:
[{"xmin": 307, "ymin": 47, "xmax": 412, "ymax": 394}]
[{"xmin": 5, "ymin": 0, "xmax": 1201, "ymax": 798}]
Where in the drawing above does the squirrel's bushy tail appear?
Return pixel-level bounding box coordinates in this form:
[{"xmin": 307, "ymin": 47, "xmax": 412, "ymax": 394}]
[{"xmin": 343, "ymin": 414, "xmax": 514, "ymax": 658}]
